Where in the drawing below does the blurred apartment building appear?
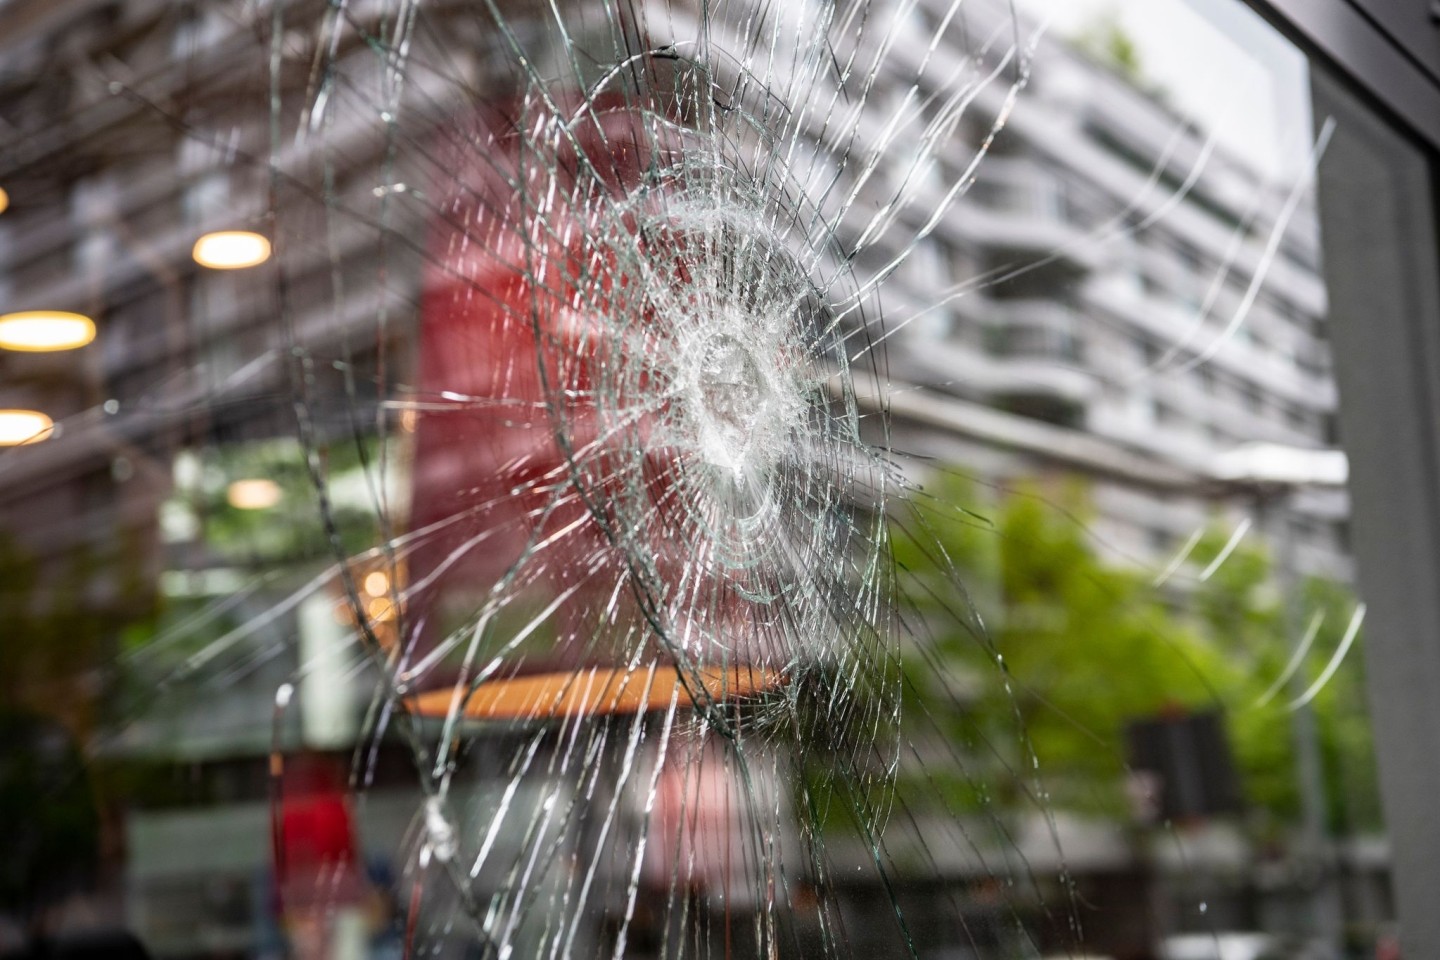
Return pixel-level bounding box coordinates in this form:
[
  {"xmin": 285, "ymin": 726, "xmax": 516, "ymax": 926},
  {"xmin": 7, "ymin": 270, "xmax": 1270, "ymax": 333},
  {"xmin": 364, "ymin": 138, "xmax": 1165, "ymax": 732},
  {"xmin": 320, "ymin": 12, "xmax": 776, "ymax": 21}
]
[
  {"xmin": 0, "ymin": 0, "xmax": 1349, "ymax": 635},
  {"xmin": 869, "ymin": 0, "xmax": 1349, "ymax": 581}
]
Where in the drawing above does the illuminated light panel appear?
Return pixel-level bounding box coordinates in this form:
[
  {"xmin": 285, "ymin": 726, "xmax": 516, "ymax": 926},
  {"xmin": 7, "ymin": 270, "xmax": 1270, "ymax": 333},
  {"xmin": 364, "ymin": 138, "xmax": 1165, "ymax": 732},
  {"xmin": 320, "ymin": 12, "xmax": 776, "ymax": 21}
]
[
  {"xmin": 0, "ymin": 409, "xmax": 54, "ymax": 446},
  {"xmin": 0, "ymin": 311, "xmax": 96, "ymax": 352},
  {"xmin": 366, "ymin": 597, "xmax": 397, "ymax": 622},
  {"xmin": 407, "ymin": 664, "xmax": 785, "ymax": 721},
  {"xmin": 226, "ymin": 478, "xmax": 282, "ymax": 510},
  {"xmin": 192, "ymin": 230, "xmax": 272, "ymax": 270}
]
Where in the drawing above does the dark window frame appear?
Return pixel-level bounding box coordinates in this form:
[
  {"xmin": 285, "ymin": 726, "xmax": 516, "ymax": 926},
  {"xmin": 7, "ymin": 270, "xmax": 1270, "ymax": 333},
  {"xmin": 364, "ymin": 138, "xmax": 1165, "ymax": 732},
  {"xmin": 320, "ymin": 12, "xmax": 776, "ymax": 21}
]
[
  {"xmin": 1247, "ymin": 1, "xmax": 1440, "ymax": 954},
  {"xmin": 1246, "ymin": 0, "xmax": 1440, "ymax": 152}
]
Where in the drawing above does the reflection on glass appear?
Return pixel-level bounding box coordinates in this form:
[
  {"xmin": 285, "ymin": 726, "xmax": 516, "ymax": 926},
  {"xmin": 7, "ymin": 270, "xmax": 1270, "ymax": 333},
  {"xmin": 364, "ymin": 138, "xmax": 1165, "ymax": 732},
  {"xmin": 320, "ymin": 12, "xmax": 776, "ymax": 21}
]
[
  {"xmin": 191, "ymin": 230, "xmax": 272, "ymax": 270},
  {"xmin": 0, "ymin": 0, "xmax": 1407, "ymax": 958},
  {"xmin": 0, "ymin": 409, "xmax": 54, "ymax": 445},
  {"xmin": 0, "ymin": 311, "xmax": 97, "ymax": 352}
]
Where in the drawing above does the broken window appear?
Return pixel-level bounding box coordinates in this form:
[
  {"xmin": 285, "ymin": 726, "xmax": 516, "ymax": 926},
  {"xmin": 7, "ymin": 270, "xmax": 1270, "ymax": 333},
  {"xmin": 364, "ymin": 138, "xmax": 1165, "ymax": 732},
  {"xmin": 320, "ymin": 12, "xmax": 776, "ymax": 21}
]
[{"xmin": 0, "ymin": 0, "xmax": 1433, "ymax": 958}]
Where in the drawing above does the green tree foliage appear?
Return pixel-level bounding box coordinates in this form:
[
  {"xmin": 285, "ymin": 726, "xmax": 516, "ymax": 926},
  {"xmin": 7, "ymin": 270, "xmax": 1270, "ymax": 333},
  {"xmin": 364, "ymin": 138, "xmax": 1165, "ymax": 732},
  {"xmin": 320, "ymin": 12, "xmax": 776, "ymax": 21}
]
[
  {"xmin": 893, "ymin": 473, "xmax": 1382, "ymax": 835},
  {"xmin": 0, "ymin": 531, "xmax": 155, "ymax": 731},
  {"xmin": 1073, "ymin": 11, "xmax": 1144, "ymax": 83},
  {"xmin": 194, "ymin": 437, "xmax": 382, "ymax": 565}
]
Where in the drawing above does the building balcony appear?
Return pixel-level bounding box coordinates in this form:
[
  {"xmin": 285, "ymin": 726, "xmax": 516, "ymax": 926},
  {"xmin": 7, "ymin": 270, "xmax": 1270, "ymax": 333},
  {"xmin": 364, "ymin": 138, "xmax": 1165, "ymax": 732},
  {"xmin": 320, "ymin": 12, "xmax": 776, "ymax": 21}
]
[
  {"xmin": 1083, "ymin": 271, "xmax": 1339, "ymax": 411},
  {"xmin": 982, "ymin": 299, "xmax": 1085, "ymax": 362},
  {"xmin": 952, "ymin": 161, "xmax": 1105, "ymax": 274}
]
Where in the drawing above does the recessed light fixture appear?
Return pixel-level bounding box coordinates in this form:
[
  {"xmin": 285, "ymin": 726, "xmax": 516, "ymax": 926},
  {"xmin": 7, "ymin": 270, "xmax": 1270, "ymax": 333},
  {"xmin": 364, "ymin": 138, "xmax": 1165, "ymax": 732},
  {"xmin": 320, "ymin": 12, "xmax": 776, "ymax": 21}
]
[
  {"xmin": 226, "ymin": 478, "xmax": 283, "ymax": 510},
  {"xmin": 0, "ymin": 409, "xmax": 54, "ymax": 446},
  {"xmin": 366, "ymin": 597, "xmax": 397, "ymax": 622},
  {"xmin": 0, "ymin": 187, "xmax": 9, "ymax": 216},
  {"xmin": 192, "ymin": 230, "xmax": 272, "ymax": 270},
  {"xmin": 0, "ymin": 311, "xmax": 97, "ymax": 352}
]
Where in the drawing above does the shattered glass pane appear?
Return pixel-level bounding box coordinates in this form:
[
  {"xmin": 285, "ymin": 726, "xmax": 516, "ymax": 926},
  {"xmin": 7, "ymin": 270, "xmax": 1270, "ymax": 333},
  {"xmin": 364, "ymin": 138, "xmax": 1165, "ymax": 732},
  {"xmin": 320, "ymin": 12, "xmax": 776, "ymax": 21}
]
[{"xmin": 0, "ymin": 0, "xmax": 1403, "ymax": 957}]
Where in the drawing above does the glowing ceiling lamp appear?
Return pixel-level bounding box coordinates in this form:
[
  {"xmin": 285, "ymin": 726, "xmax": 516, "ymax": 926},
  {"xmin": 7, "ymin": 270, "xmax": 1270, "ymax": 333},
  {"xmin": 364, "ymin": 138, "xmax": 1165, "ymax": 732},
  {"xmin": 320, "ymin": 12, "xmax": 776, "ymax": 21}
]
[
  {"xmin": 0, "ymin": 409, "xmax": 54, "ymax": 446},
  {"xmin": 226, "ymin": 478, "xmax": 283, "ymax": 510},
  {"xmin": 192, "ymin": 230, "xmax": 272, "ymax": 270},
  {"xmin": 0, "ymin": 187, "xmax": 9, "ymax": 216},
  {"xmin": 0, "ymin": 311, "xmax": 96, "ymax": 352}
]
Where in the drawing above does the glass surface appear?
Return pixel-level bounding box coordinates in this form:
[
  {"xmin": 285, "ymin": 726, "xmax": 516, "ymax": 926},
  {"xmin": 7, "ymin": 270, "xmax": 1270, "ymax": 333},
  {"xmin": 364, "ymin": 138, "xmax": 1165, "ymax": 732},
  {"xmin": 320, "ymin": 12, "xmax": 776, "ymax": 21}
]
[{"xmin": 0, "ymin": 1, "xmax": 1423, "ymax": 958}]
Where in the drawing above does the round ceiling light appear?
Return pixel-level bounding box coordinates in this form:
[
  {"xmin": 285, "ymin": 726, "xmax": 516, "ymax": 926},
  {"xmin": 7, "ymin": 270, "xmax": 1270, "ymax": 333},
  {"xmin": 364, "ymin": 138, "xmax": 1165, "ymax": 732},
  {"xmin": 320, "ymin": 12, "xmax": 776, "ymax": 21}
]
[
  {"xmin": 226, "ymin": 478, "xmax": 283, "ymax": 510},
  {"xmin": 0, "ymin": 187, "xmax": 9, "ymax": 216},
  {"xmin": 0, "ymin": 409, "xmax": 54, "ymax": 446},
  {"xmin": 192, "ymin": 230, "xmax": 272, "ymax": 270},
  {"xmin": 0, "ymin": 311, "xmax": 96, "ymax": 352}
]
